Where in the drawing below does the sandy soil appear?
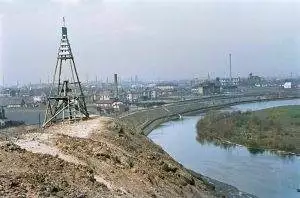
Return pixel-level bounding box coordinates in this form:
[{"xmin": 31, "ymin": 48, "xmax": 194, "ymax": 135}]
[{"xmin": 0, "ymin": 117, "xmax": 216, "ymax": 198}]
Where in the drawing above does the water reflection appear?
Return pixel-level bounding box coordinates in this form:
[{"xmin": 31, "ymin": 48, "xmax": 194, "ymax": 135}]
[
  {"xmin": 196, "ymin": 135, "xmax": 297, "ymax": 160},
  {"xmin": 196, "ymin": 136, "xmax": 237, "ymax": 151},
  {"xmin": 267, "ymin": 150, "xmax": 296, "ymax": 161},
  {"xmin": 247, "ymin": 147, "xmax": 265, "ymax": 155}
]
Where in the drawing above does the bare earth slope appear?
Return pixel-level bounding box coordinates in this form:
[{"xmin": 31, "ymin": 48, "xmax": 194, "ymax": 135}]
[{"xmin": 0, "ymin": 117, "xmax": 215, "ymax": 198}]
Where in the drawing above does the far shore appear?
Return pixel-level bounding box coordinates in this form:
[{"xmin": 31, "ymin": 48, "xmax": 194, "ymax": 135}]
[{"xmin": 197, "ymin": 105, "xmax": 300, "ymax": 155}]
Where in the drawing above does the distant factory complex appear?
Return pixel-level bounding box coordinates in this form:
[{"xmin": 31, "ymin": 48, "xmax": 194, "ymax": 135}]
[{"xmin": 0, "ymin": 21, "xmax": 299, "ymax": 119}]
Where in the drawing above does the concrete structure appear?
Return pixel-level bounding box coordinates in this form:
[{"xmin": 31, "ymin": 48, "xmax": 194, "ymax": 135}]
[
  {"xmin": 127, "ymin": 91, "xmax": 141, "ymax": 103},
  {"xmin": 156, "ymin": 83, "xmax": 177, "ymax": 91},
  {"xmin": 248, "ymin": 73, "xmax": 263, "ymax": 87},
  {"xmin": 220, "ymin": 77, "xmax": 240, "ymax": 86},
  {"xmin": 191, "ymin": 87, "xmax": 204, "ymax": 95},
  {"xmin": 95, "ymin": 91, "xmax": 112, "ymax": 101},
  {"xmin": 192, "ymin": 81, "xmax": 220, "ymax": 96}
]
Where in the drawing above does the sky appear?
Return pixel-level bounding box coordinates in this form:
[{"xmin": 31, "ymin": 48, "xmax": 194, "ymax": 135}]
[{"xmin": 0, "ymin": 0, "xmax": 300, "ymax": 85}]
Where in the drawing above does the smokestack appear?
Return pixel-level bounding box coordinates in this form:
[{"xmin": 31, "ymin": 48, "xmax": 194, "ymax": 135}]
[
  {"xmin": 229, "ymin": 53, "xmax": 232, "ymax": 81},
  {"xmin": 114, "ymin": 74, "xmax": 118, "ymax": 99}
]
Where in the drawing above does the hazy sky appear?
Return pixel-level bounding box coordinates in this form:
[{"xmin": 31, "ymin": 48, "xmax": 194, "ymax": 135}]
[{"xmin": 0, "ymin": 0, "xmax": 300, "ymax": 85}]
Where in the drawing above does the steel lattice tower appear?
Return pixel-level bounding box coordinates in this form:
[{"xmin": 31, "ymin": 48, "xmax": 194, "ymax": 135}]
[{"xmin": 43, "ymin": 18, "xmax": 89, "ymax": 127}]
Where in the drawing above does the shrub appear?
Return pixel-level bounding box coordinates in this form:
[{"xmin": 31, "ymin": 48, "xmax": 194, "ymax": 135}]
[{"xmin": 281, "ymin": 144, "xmax": 296, "ymax": 152}]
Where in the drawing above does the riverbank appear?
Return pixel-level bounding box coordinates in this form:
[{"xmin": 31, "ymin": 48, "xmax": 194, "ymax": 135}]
[
  {"xmin": 120, "ymin": 93, "xmax": 299, "ymax": 136},
  {"xmin": 148, "ymin": 99, "xmax": 300, "ymax": 198},
  {"xmin": 197, "ymin": 105, "xmax": 300, "ymax": 154},
  {"xmin": 1, "ymin": 94, "xmax": 298, "ymax": 197},
  {"xmin": 119, "ymin": 95, "xmax": 299, "ymax": 197}
]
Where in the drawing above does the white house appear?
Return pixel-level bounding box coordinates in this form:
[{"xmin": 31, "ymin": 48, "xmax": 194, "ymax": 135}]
[{"xmin": 283, "ymin": 82, "xmax": 292, "ymax": 89}]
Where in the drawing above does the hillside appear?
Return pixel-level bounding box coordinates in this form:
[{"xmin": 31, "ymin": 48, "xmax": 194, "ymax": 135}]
[{"xmin": 0, "ymin": 117, "xmax": 216, "ymax": 198}]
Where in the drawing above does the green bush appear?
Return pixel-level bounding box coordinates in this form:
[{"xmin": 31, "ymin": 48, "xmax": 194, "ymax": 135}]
[{"xmin": 196, "ymin": 107, "xmax": 300, "ymax": 154}]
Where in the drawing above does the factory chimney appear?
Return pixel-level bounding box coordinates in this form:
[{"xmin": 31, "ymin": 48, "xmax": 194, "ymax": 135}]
[
  {"xmin": 229, "ymin": 53, "xmax": 232, "ymax": 82},
  {"xmin": 114, "ymin": 74, "xmax": 118, "ymax": 99}
]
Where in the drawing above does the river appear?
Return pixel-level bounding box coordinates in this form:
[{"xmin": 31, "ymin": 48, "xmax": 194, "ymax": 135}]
[
  {"xmin": 4, "ymin": 107, "xmax": 98, "ymax": 125},
  {"xmin": 5, "ymin": 109, "xmax": 45, "ymax": 125},
  {"xmin": 148, "ymin": 99, "xmax": 300, "ymax": 198}
]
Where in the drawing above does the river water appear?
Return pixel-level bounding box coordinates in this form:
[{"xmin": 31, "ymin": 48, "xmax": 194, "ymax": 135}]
[
  {"xmin": 4, "ymin": 107, "xmax": 98, "ymax": 125},
  {"xmin": 148, "ymin": 99, "xmax": 300, "ymax": 198},
  {"xmin": 5, "ymin": 109, "xmax": 45, "ymax": 125}
]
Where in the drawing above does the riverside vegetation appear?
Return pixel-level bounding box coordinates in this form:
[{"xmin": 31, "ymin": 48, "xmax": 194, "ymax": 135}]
[{"xmin": 197, "ymin": 105, "xmax": 300, "ymax": 154}]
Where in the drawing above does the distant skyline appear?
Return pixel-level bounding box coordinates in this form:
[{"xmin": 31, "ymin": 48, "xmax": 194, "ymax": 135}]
[{"xmin": 0, "ymin": 0, "xmax": 300, "ymax": 85}]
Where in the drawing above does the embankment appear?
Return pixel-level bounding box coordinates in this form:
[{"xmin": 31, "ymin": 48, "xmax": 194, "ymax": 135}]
[
  {"xmin": 120, "ymin": 92, "xmax": 299, "ymax": 135},
  {"xmin": 119, "ymin": 91, "xmax": 299, "ymax": 197}
]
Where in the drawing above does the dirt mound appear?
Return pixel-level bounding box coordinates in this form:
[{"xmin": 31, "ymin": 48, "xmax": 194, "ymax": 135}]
[
  {"xmin": 0, "ymin": 117, "xmax": 215, "ymax": 197},
  {"xmin": 0, "ymin": 141, "xmax": 112, "ymax": 198}
]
